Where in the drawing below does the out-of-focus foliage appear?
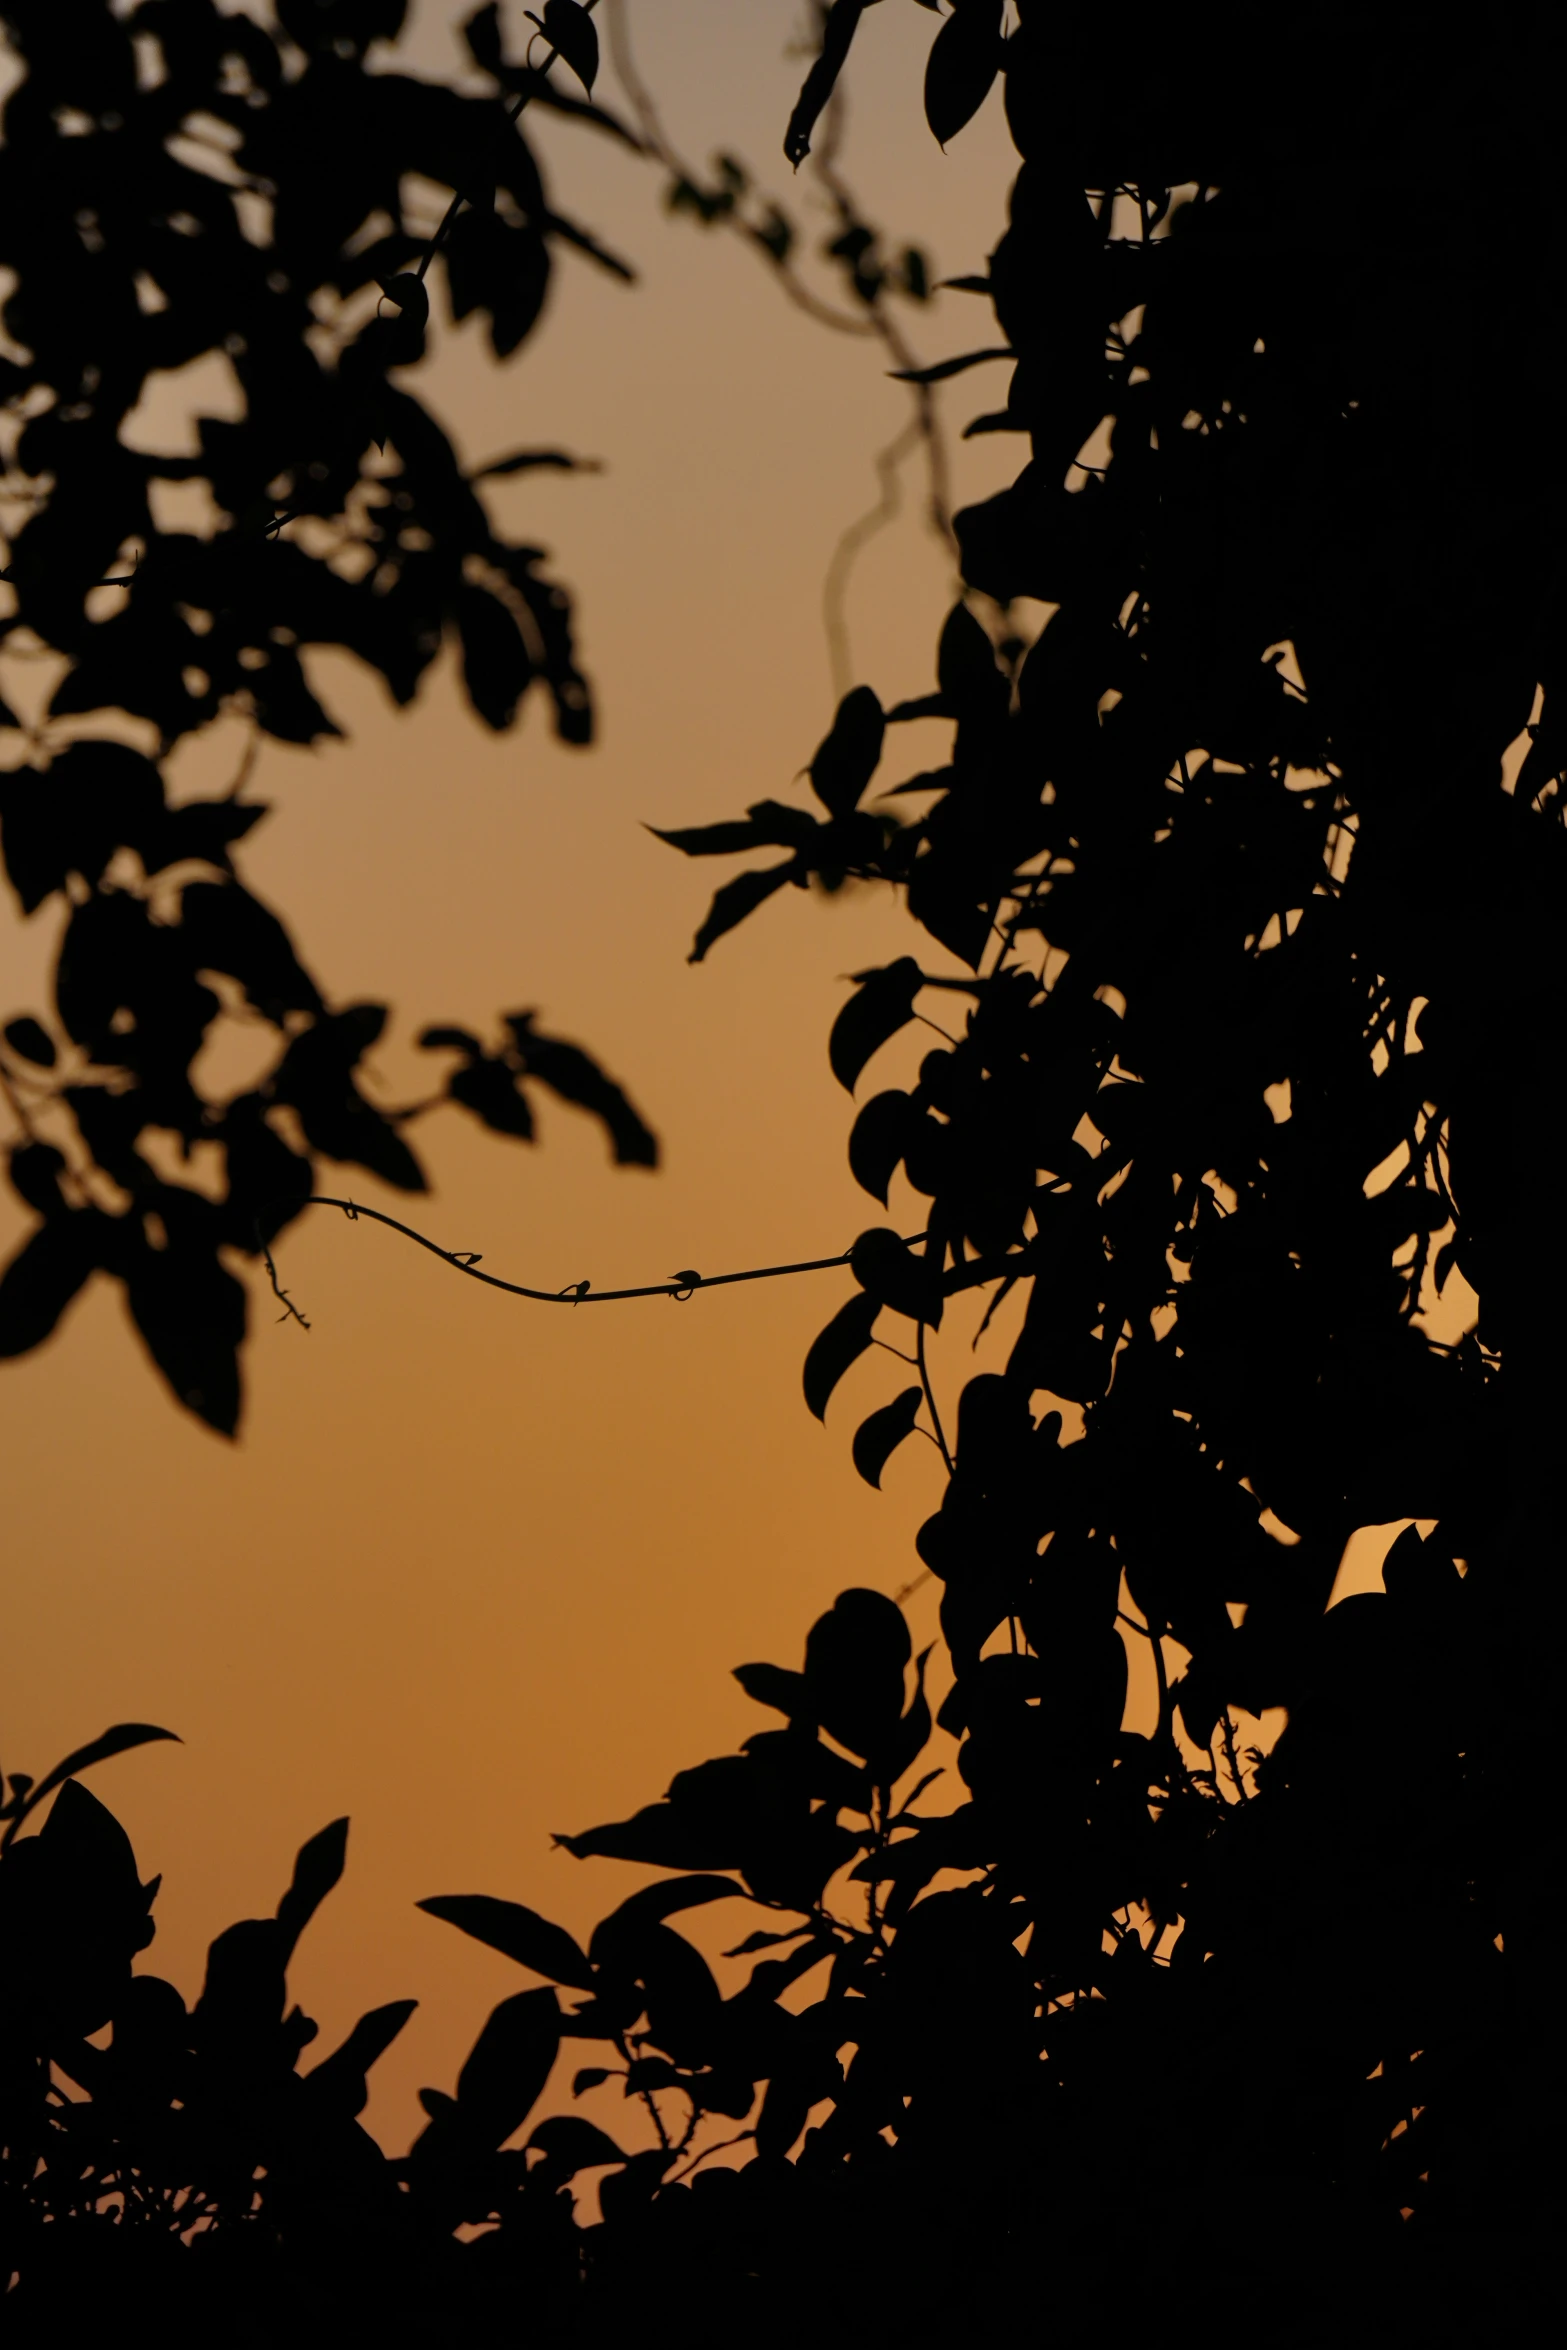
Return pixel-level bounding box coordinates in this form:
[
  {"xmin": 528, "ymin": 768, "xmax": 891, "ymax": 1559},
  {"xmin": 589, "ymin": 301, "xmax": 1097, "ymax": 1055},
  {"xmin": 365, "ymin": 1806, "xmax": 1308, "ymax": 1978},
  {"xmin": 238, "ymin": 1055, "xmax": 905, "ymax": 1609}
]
[{"xmin": 0, "ymin": 0, "xmax": 653, "ymax": 1430}]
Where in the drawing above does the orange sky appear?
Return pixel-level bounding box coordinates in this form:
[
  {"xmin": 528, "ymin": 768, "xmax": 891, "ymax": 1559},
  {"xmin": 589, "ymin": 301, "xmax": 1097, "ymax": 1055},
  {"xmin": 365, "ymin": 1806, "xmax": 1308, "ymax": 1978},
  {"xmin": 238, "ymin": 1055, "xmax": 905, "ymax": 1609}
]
[{"xmin": 0, "ymin": 2, "xmax": 1030, "ymax": 2148}]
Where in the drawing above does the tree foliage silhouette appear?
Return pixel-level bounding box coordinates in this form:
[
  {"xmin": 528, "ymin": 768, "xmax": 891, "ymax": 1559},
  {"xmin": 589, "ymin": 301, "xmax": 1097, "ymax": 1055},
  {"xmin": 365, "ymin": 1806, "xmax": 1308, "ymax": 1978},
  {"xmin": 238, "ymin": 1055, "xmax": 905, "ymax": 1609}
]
[
  {"xmin": 2, "ymin": 2, "xmax": 1558, "ymax": 2343},
  {"xmin": 0, "ymin": 0, "xmax": 652, "ymax": 1432}
]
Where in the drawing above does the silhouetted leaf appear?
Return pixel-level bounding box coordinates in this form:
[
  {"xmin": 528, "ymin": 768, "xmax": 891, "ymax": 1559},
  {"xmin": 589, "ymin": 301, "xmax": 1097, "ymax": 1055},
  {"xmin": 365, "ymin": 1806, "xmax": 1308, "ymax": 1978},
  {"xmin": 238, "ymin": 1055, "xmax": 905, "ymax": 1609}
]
[
  {"xmin": 473, "ymin": 447, "xmax": 597, "ymax": 477},
  {"xmin": 924, "ymin": 0, "xmax": 1003, "ymax": 146},
  {"xmin": 2, "ymin": 1016, "xmax": 54, "ymax": 1067},
  {"xmin": 589, "ymin": 1875, "xmax": 740, "ymax": 1955},
  {"xmin": 456, "ymin": 585, "xmax": 533, "ymax": 731},
  {"xmin": 417, "ymin": 1894, "xmax": 595, "ymax": 1989},
  {"xmin": 274, "ymin": 1010, "xmax": 426, "ymax": 1193},
  {"xmin": 804, "ymin": 1588, "xmax": 912, "ymax": 1759},
  {"xmin": 937, "ymin": 600, "xmax": 1009, "ymax": 714},
  {"xmin": 724, "ymin": 1923, "xmax": 814, "ymax": 1957},
  {"xmin": 555, "ymin": 1805, "xmax": 738, "ymax": 1869},
  {"xmin": 454, "ymin": 1986, "xmax": 560, "ymax": 2146},
  {"xmin": 4, "ymin": 1722, "xmax": 180, "ymax": 1838},
  {"xmin": 686, "ymin": 863, "xmax": 797, "ymax": 962},
  {"xmin": 276, "ymin": 1818, "xmax": 349, "ymax": 1963},
  {"xmin": 505, "ymin": 1014, "xmax": 656, "ymax": 1165},
  {"xmin": 179, "ymin": 882, "xmax": 324, "ymax": 1023},
  {"xmin": 652, "ymin": 801, "xmax": 822, "ymax": 857},
  {"xmin": 890, "ymin": 345, "xmax": 1014, "ymax": 384},
  {"xmin": 303, "ymin": 1999, "xmax": 418, "ymax": 2119},
  {"xmin": 0, "ymin": 1217, "xmax": 98, "ymax": 1357},
  {"xmin": 377, "ymin": 272, "xmax": 429, "ymax": 326},
  {"xmin": 123, "ymin": 1229, "xmax": 247, "ymax": 1434},
  {"xmin": 418, "ymin": 1025, "xmax": 484, "ymax": 1055},
  {"xmin": 449, "ymin": 1055, "xmax": 535, "ymax": 1140},
  {"xmin": 733, "ymin": 1661, "xmax": 812, "ymax": 1718},
  {"xmin": 802, "ymin": 1289, "xmax": 880, "ymax": 1421},
  {"xmin": 830, "ymin": 958, "xmax": 924, "ymax": 1090},
  {"xmin": 851, "ymin": 1226, "xmax": 943, "ymax": 1326},
  {"xmin": 808, "ymin": 685, "xmax": 884, "ymax": 817},
  {"xmin": 527, "ymin": 2115, "xmax": 626, "ymax": 2174},
  {"xmin": 852, "ymin": 1386, "xmax": 923, "ymax": 1488},
  {"xmin": 850, "ymin": 1088, "xmax": 917, "ymax": 1202},
  {"xmin": 539, "ymin": 0, "xmax": 598, "ymax": 94},
  {"xmin": 755, "ymin": 2069, "xmax": 814, "ymax": 2162}
]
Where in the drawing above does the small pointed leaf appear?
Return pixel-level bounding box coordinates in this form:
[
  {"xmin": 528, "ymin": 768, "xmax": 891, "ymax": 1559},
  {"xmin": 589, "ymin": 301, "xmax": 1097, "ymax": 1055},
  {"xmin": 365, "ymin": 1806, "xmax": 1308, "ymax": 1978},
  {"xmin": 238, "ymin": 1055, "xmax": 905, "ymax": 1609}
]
[{"xmin": 852, "ymin": 1386, "xmax": 923, "ymax": 1488}]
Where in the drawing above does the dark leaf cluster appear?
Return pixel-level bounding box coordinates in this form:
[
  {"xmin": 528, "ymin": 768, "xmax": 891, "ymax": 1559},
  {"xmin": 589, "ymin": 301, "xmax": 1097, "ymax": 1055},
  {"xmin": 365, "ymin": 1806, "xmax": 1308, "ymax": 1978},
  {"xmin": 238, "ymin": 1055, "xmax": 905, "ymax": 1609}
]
[{"xmin": 0, "ymin": 1, "xmax": 654, "ymax": 1429}]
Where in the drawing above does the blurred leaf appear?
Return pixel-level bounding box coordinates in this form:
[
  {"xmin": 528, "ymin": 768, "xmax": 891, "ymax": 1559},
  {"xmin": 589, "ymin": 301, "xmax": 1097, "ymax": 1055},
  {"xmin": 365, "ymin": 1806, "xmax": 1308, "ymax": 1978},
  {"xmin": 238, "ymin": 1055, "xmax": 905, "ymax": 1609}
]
[
  {"xmin": 449, "ymin": 1055, "xmax": 535, "ymax": 1141},
  {"xmin": 808, "ymin": 686, "xmax": 884, "ymax": 818},
  {"xmin": 473, "ymin": 447, "xmax": 598, "ymax": 477},
  {"xmin": 377, "ymin": 272, "xmax": 429, "ymax": 326},
  {"xmin": 686, "ymin": 862, "xmax": 798, "ymax": 963},
  {"xmin": 528, "ymin": 2113, "xmax": 626, "ymax": 2174},
  {"xmin": 122, "ymin": 1228, "xmax": 248, "ymax": 1435},
  {"xmin": 724, "ymin": 1923, "xmax": 813, "ymax": 1958},
  {"xmin": 0, "ymin": 1217, "xmax": 99, "ymax": 1359},
  {"xmin": 274, "ymin": 1010, "xmax": 427, "ymax": 1194},
  {"xmin": 7, "ymin": 1142, "xmax": 66, "ymax": 1219},
  {"xmin": 418, "ymin": 1025, "xmax": 484, "ymax": 1055},
  {"xmin": 506, "ymin": 1013, "xmax": 657, "ymax": 1165},
  {"xmin": 456, "ymin": 585, "xmax": 533, "ymax": 732},
  {"xmin": 2, "ymin": 1016, "xmax": 54, "ymax": 1067},
  {"xmin": 890, "ymin": 345, "xmax": 1014, "ymax": 386}
]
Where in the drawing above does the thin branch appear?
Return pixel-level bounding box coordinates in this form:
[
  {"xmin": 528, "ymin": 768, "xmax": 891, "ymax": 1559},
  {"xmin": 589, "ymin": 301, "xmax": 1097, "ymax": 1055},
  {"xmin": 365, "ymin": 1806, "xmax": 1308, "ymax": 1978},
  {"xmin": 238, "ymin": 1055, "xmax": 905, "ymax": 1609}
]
[
  {"xmin": 915, "ymin": 1319, "xmax": 954, "ymax": 1476},
  {"xmin": 305, "ymin": 1196, "xmax": 926, "ymax": 1307},
  {"xmin": 823, "ymin": 415, "xmax": 921, "ymax": 701},
  {"xmin": 1219, "ymin": 1706, "xmax": 1253, "ymax": 1804},
  {"xmin": 255, "ymin": 1223, "xmax": 310, "ymax": 1330},
  {"xmin": 607, "ymin": 0, "xmax": 955, "ymax": 695}
]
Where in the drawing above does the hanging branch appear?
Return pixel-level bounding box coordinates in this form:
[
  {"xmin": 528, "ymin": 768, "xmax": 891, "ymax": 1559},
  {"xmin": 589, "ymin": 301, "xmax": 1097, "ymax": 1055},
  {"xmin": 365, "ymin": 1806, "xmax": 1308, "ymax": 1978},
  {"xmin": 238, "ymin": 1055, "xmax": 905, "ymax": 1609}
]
[{"xmin": 605, "ymin": 0, "xmax": 956, "ymax": 694}]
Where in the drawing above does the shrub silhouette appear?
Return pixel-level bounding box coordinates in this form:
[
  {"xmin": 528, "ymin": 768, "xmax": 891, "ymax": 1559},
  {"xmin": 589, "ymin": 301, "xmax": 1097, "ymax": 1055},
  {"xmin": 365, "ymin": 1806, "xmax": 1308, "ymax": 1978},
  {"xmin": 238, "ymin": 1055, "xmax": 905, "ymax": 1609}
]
[{"xmin": 3, "ymin": 1, "xmax": 1560, "ymax": 2341}]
